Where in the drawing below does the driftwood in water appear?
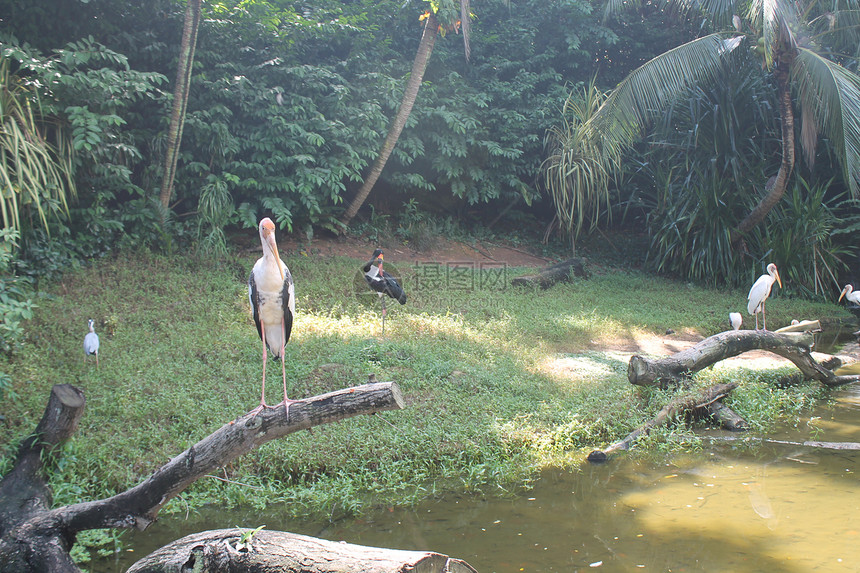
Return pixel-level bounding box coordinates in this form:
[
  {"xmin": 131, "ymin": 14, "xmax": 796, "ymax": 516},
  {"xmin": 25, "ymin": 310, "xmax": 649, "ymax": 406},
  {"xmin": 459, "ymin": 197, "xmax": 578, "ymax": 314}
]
[
  {"xmin": 627, "ymin": 330, "xmax": 860, "ymax": 389},
  {"xmin": 705, "ymin": 436, "xmax": 860, "ymax": 451},
  {"xmin": 587, "ymin": 383, "xmax": 737, "ymax": 463},
  {"xmin": 774, "ymin": 319, "xmax": 821, "ymax": 333},
  {"xmin": 0, "ymin": 382, "xmax": 409, "ymax": 573},
  {"xmin": 127, "ymin": 529, "xmax": 478, "ymax": 573},
  {"xmin": 511, "ymin": 257, "xmax": 588, "ymax": 289}
]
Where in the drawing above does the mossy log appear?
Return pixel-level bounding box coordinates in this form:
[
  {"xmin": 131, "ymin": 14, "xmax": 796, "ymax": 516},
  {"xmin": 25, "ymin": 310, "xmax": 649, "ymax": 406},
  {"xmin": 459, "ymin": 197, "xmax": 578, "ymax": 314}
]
[
  {"xmin": 127, "ymin": 529, "xmax": 478, "ymax": 573},
  {"xmin": 511, "ymin": 257, "xmax": 588, "ymax": 289},
  {"xmin": 0, "ymin": 382, "xmax": 415, "ymax": 573},
  {"xmin": 587, "ymin": 383, "xmax": 738, "ymax": 463},
  {"xmin": 627, "ymin": 330, "xmax": 860, "ymax": 389}
]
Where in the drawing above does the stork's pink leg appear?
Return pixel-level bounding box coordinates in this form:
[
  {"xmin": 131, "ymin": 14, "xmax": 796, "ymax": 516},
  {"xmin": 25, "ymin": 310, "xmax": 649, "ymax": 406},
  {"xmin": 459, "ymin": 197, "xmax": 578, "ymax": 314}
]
[
  {"xmin": 280, "ymin": 317, "xmax": 299, "ymax": 417},
  {"xmin": 762, "ymin": 302, "xmax": 767, "ymax": 331},
  {"xmin": 250, "ymin": 326, "xmax": 269, "ymax": 415}
]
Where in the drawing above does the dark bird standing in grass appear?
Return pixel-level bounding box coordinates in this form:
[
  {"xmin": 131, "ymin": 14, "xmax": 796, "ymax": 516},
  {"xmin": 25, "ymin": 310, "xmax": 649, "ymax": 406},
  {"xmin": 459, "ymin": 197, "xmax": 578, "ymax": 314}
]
[
  {"xmin": 84, "ymin": 318, "xmax": 99, "ymax": 367},
  {"xmin": 248, "ymin": 217, "xmax": 296, "ymax": 415},
  {"xmin": 363, "ymin": 248, "xmax": 406, "ymax": 334}
]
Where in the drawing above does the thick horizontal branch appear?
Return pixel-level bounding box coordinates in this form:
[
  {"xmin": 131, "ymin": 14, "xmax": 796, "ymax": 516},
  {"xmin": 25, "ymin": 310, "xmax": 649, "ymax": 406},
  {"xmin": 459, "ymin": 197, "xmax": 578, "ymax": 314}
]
[
  {"xmin": 127, "ymin": 528, "xmax": 478, "ymax": 573},
  {"xmin": 628, "ymin": 330, "xmax": 859, "ymax": 388},
  {"xmin": 30, "ymin": 382, "xmax": 404, "ymax": 535}
]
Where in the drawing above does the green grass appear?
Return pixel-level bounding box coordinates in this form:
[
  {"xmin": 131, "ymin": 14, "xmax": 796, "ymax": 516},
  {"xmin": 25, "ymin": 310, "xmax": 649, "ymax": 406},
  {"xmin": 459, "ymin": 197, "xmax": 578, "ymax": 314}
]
[{"xmin": 0, "ymin": 246, "xmax": 855, "ymax": 520}]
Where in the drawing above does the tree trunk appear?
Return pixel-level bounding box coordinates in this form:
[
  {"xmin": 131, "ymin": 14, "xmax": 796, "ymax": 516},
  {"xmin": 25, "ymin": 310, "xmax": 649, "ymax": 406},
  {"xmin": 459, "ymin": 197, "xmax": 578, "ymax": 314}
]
[
  {"xmin": 627, "ymin": 330, "xmax": 859, "ymax": 389},
  {"xmin": 338, "ymin": 12, "xmax": 438, "ymax": 228},
  {"xmin": 158, "ymin": 0, "xmax": 202, "ymax": 211},
  {"xmin": 733, "ymin": 62, "xmax": 795, "ymax": 241},
  {"xmin": 510, "ymin": 257, "xmax": 589, "ymax": 289},
  {"xmin": 587, "ymin": 383, "xmax": 738, "ymax": 462},
  {"xmin": 0, "ymin": 381, "xmax": 405, "ymax": 572},
  {"xmin": 127, "ymin": 529, "xmax": 478, "ymax": 573}
]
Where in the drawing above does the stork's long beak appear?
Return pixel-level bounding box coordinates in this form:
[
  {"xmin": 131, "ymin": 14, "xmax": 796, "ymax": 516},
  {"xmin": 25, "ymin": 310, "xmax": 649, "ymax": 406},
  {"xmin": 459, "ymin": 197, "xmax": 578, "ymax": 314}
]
[
  {"xmin": 262, "ymin": 224, "xmax": 285, "ymax": 281},
  {"xmin": 840, "ymin": 288, "xmax": 847, "ymax": 302},
  {"xmin": 775, "ymin": 269, "xmax": 782, "ymax": 289}
]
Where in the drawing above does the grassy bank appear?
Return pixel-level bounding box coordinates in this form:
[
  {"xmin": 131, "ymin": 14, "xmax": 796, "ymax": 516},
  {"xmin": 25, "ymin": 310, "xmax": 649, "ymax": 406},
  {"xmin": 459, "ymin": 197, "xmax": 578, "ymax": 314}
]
[{"xmin": 0, "ymin": 245, "xmax": 854, "ymax": 520}]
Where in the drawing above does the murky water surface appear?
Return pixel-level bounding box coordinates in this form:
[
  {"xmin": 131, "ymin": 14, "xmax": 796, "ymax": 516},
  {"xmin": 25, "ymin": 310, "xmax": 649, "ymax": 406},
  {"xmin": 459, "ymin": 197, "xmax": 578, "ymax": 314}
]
[{"xmin": 91, "ymin": 381, "xmax": 860, "ymax": 573}]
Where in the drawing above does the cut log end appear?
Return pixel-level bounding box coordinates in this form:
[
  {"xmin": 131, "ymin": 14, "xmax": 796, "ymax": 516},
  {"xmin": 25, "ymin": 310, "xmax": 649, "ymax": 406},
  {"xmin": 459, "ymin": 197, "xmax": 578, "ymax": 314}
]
[{"xmin": 586, "ymin": 450, "xmax": 608, "ymax": 463}]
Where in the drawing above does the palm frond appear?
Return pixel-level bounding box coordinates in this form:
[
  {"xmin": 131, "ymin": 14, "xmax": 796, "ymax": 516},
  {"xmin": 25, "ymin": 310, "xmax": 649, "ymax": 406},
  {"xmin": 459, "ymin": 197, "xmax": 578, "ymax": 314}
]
[
  {"xmin": 792, "ymin": 48, "xmax": 860, "ymax": 197},
  {"xmin": 587, "ymin": 34, "xmax": 742, "ymax": 156}
]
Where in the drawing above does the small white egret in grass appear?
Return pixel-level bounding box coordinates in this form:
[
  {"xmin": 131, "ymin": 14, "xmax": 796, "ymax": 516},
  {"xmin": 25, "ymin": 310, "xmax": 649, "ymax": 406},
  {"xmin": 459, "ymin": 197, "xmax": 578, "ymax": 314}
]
[
  {"xmin": 729, "ymin": 312, "xmax": 742, "ymax": 331},
  {"xmin": 248, "ymin": 217, "xmax": 296, "ymax": 416},
  {"xmin": 362, "ymin": 248, "xmax": 406, "ymax": 335},
  {"xmin": 747, "ymin": 263, "xmax": 782, "ymax": 330},
  {"xmin": 83, "ymin": 319, "xmax": 99, "ymax": 367}
]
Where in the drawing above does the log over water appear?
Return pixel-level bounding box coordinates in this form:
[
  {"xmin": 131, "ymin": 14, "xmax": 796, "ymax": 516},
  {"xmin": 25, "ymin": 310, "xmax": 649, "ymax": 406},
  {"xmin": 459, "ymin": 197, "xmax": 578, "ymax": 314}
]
[{"xmin": 127, "ymin": 529, "xmax": 479, "ymax": 573}]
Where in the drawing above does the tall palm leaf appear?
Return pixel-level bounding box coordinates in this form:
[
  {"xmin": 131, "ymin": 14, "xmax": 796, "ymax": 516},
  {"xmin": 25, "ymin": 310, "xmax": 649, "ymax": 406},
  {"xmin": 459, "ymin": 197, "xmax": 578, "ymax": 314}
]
[
  {"xmin": 792, "ymin": 48, "xmax": 860, "ymax": 197},
  {"xmin": 587, "ymin": 34, "xmax": 743, "ymax": 158}
]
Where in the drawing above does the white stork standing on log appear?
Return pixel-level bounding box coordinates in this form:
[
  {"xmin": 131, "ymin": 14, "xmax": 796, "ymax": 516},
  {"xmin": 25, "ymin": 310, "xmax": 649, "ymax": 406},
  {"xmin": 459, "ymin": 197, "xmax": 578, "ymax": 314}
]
[
  {"xmin": 83, "ymin": 319, "xmax": 99, "ymax": 367},
  {"xmin": 747, "ymin": 263, "xmax": 782, "ymax": 330},
  {"xmin": 363, "ymin": 248, "xmax": 406, "ymax": 334},
  {"xmin": 248, "ymin": 217, "xmax": 296, "ymax": 415},
  {"xmin": 839, "ymin": 284, "xmax": 860, "ymax": 305}
]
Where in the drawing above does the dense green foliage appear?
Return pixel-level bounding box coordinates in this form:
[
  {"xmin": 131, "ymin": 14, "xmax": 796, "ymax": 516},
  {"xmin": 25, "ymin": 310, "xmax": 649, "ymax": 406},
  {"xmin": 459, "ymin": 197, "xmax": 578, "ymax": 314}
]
[{"xmin": 0, "ymin": 0, "xmax": 670, "ymax": 253}]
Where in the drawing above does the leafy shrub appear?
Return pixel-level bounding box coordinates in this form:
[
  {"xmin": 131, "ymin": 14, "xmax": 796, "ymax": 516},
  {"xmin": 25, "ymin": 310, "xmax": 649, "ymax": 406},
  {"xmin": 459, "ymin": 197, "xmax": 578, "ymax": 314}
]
[
  {"xmin": 0, "ymin": 230, "xmax": 34, "ymax": 358},
  {"xmin": 766, "ymin": 178, "xmax": 858, "ymax": 298}
]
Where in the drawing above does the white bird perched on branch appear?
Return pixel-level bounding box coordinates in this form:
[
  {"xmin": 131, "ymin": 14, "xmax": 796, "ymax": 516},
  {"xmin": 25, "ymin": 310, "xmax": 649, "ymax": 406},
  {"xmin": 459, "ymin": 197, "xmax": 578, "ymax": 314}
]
[
  {"xmin": 248, "ymin": 217, "xmax": 296, "ymax": 415},
  {"xmin": 84, "ymin": 319, "xmax": 99, "ymax": 367},
  {"xmin": 839, "ymin": 284, "xmax": 860, "ymax": 305},
  {"xmin": 747, "ymin": 263, "xmax": 782, "ymax": 330}
]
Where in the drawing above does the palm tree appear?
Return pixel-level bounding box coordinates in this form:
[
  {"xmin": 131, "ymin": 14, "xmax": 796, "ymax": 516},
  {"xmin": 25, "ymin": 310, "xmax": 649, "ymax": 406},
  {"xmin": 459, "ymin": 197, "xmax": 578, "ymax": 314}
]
[
  {"xmin": 338, "ymin": 0, "xmax": 472, "ymax": 229},
  {"xmin": 571, "ymin": 0, "xmax": 860, "ymax": 244},
  {"xmin": 159, "ymin": 0, "xmax": 202, "ymax": 212}
]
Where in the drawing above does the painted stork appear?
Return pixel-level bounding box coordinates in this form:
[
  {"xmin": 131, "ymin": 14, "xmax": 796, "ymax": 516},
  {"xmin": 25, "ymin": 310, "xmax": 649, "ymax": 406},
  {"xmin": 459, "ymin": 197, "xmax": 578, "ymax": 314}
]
[
  {"xmin": 747, "ymin": 263, "xmax": 782, "ymax": 330},
  {"xmin": 363, "ymin": 248, "xmax": 406, "ymax": 334},
  {"xmin": 248, "ymin": 217, "xmax": 296, "ymax": 415},
  {"xmin": 839, "ymin": 284, "xmax": 860, "ymax": 305},
  {"xmin": 84, "ymin": 318, "xmax": 99, "ymax": 367}
]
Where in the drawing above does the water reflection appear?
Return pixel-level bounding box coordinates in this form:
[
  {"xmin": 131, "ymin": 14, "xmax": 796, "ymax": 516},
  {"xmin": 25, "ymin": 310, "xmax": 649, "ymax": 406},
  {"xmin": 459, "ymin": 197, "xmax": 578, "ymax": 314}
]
[{"xmin": 94, "ymin": 386, "xmax": 860, "ymax": 573}]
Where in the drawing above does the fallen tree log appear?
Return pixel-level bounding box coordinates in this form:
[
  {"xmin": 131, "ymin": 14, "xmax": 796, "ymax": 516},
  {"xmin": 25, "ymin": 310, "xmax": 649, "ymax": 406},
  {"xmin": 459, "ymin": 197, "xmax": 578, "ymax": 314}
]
[
  {"xmin": 627, "ymin": 330, "xmax": 860, "ymax": 389},
  {"xmin": 0, "ymin": 381, "xmax": 411, "ymax": 573},
  {"xmin": 704, "ymin": 401, "xmax": 749, "ymax": 431},
  {"xmin": 587, "ymin": 382, "xmax": 737, "ymax": 463},
  {"xmin": 511, "ymin": 257, "xmax": 588, "ymax": 289},
  {"xmin": 704, "ymin": 436, "xmax": 860, "ymax": 451},
  {"xmin": 127, "ymin": 528, "xmax": 478, "ymax": 573}
]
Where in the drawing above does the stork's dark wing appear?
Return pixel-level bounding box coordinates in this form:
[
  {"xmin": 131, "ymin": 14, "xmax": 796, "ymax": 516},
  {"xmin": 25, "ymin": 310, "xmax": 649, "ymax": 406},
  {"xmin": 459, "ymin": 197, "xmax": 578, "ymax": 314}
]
[
  {"xmin": 281, "ymin": 265, "xmax": 295, "ymax": 345},
  {"xmin": 382, "ymin": 271, "xmax": 407, "ymax": 305},
  {"xmin": 248, "ymin": 272, "xmax": 263, "ymax": 340}
]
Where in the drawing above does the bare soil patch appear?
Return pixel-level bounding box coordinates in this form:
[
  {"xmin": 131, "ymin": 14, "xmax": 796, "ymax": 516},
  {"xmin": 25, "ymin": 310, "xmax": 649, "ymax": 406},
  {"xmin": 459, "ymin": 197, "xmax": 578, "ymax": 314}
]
[{"xmin": 274, "ymin": 233, "xmax": 553, "ymax": 268}]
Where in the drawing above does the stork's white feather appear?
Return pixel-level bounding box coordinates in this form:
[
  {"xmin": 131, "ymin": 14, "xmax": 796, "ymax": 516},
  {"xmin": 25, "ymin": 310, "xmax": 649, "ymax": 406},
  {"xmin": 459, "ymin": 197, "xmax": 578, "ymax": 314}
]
[{"xmin": 729, "ymin": 312, "xmax": 742, "ymax": 331}]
